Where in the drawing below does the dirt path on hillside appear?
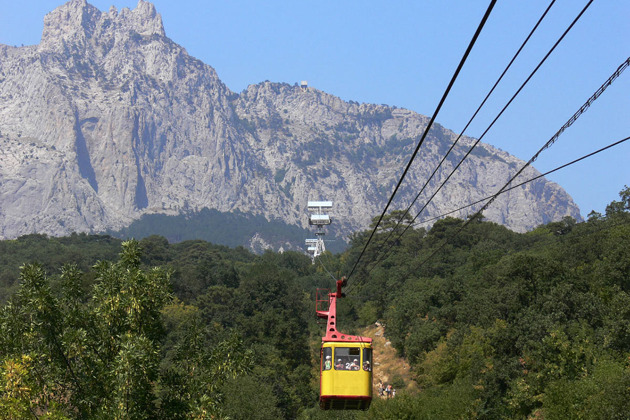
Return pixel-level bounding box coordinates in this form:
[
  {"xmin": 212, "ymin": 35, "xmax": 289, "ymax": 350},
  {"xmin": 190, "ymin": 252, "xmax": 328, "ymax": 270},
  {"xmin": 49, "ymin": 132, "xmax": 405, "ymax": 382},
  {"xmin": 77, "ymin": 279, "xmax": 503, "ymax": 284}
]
[{"xmin": 365, "ymin": 322, "xmax": 418, "ymax": 397}]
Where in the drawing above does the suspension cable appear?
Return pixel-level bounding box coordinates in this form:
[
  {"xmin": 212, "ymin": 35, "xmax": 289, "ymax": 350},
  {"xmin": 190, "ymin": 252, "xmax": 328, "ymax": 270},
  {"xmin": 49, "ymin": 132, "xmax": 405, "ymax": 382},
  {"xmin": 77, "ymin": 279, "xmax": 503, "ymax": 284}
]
[
  {"xmin": 346, "ymin": 213, "xmax": 630, "ymax": 304},
  {"xmin": 413, "ymin": 55, "xmax": 630, "ymax": 272},
  {"xmin": 316, "ymin": 254, "xmax": 339, "ymax": 282},
  {"xmin": 345, "ymin": 0, "xmax": 498, "ymax": 283},
  {"xmin": 349, "ymin": 0, "xmax": 594, "ymax": 285},
  {"xmin": 369, "ymin": 0, "xmax": 557, "ymax": 267},
  {"xmin": 347, "ymin": 134, "xmax": 630, "ymax": 293},
  {"xmin": 413, "ymin": 136, "xmax": 630, "ymax": 227}
]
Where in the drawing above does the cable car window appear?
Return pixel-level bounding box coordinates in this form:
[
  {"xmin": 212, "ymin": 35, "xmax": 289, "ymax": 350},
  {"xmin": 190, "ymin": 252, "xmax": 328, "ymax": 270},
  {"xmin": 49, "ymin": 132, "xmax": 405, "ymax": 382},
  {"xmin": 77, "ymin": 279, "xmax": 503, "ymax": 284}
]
[
  {"xmin": 334, "ymin": 347, "xmax": 361, "ymax": 371},
  {"xmin": 322, "ymin": 348, "xmax": 332, "ymax": 371},
  {"xmin": 363, "ymin": 348, "xmax": 372, "ymax": 371}
]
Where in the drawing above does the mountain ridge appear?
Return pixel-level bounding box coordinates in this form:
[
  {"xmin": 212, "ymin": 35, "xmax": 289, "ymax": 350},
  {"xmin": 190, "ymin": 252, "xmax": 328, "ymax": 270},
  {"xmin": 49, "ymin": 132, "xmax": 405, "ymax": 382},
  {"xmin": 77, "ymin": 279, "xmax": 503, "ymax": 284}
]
[{"xmin": 0, "ymin": 0, "xmax": 581, "ymax": 248}]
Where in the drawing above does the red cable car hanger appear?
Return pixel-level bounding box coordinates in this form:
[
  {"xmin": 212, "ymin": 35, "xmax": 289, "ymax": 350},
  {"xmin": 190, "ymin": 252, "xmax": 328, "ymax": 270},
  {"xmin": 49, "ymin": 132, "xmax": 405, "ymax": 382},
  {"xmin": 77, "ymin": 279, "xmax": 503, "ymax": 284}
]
[{"xmin": 316, "ymin": 277, "xmax": 372, "ymax": 343}]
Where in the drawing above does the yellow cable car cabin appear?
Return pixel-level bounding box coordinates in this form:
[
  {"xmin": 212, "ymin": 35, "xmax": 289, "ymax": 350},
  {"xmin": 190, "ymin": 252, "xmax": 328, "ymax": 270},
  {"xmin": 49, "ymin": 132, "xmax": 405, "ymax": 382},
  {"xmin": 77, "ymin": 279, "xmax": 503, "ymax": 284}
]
[
  {"xmin": 317, "ymin": 279, "xmax": 373, "ymax": 410},
  {"xmin": 320, "ymin": 341, "xmax": 372, "ymax": 409}
]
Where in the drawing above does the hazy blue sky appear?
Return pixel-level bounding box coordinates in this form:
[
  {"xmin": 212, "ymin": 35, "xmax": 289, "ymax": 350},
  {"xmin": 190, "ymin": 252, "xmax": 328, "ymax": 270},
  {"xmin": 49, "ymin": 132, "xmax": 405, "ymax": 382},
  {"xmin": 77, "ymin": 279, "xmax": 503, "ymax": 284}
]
[{"xmin": 1, "ymin": 0, "xmax": 628, "ymax": 218}]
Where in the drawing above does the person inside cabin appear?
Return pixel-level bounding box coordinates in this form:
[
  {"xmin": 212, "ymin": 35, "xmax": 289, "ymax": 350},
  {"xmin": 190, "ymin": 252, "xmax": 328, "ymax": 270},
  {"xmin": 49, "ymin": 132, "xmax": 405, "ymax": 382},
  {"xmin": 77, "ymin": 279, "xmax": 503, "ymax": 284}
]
[
  {"xmin": 324, "ymin": 355, "xmax": 332, "ymax": 370},
  {"xmin": 335, "ymin": 359, "xmax": 345, "ymax": 370},
  {"xmin": 350, "ymin": 359, "xmax": 359, "ymax": 370},
  {"xmin": 363, "ymin": 360, "xmax": 371, "ymax": 371}
]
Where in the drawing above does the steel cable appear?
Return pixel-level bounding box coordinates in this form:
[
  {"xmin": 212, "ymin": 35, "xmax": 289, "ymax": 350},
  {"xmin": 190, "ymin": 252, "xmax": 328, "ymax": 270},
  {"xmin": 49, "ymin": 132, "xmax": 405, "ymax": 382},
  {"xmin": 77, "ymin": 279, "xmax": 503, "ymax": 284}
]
[
  {"xmin": 345, "ymin": 0, "xmax": 498, "ymax": 284},
  {"xmin": 346, "ymin": 0, "xmax": 596, "ymax": 292}
]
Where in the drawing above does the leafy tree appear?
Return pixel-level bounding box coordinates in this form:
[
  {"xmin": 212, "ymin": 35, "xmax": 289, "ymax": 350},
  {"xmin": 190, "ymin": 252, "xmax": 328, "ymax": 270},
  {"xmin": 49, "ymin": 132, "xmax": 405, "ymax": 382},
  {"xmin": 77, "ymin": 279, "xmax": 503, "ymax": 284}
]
[
  {"xmin": 0, "ymin": 240, "xmax": 260, "ymax": 419},
  {"xmin": 221, "ymin": 375, "xmax": 282, "ymax": 419}
]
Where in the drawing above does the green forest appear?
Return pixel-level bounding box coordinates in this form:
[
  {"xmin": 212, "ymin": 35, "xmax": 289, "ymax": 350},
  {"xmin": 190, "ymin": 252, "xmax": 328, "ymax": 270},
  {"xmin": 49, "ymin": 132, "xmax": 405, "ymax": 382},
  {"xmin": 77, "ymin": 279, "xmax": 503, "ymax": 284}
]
[{"xmin": 1, "ymin": 188, "xmax": 629, "ymax": 419}]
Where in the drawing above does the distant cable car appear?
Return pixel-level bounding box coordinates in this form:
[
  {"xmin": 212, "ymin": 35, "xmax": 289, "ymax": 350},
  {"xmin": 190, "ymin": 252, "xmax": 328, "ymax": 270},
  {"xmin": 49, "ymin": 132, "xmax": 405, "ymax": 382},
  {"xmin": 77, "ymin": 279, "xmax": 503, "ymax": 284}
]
[{"xmin": 316, "ymin": 278, "xmax": 372, "ymax": 410}]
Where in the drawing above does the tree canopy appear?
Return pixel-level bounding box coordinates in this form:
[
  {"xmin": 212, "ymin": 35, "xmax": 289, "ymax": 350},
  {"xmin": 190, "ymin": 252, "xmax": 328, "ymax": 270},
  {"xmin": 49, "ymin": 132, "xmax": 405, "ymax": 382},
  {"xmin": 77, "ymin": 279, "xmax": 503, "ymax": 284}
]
[{"xmin": 1, "ymin": 187, "xmax": 629, "ymax": 419}]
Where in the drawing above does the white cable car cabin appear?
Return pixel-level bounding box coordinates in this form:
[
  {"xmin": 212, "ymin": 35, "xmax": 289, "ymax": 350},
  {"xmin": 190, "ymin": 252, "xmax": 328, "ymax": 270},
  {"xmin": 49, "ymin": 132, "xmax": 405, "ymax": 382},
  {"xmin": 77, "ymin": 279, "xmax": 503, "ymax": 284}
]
[{"xmin": 309, "ymin": 214, "xmax": 331, "ymax": 226}]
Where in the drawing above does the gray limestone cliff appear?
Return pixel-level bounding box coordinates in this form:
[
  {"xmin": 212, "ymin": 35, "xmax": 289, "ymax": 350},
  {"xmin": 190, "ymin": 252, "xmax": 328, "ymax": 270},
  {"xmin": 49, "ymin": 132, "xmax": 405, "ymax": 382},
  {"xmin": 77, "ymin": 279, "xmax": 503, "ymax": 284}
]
[{"xmin": 0, "ymin": 0, "xmax": 581, "ymax": 244}]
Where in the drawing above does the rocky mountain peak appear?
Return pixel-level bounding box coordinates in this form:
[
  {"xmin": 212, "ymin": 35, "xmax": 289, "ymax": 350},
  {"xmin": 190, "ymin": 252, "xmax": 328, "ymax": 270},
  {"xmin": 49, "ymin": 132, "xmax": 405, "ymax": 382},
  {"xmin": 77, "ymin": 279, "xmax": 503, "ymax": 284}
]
[
  {"xmin": 117, "ymin": 0, "xmax": 164, "ymax": 37},
  {"xmin": 39, "ymin": 0, "xmax": 165, "ymax": 54},
  {"xmin": 0, "ymin": 0, "xmax": 582, "ymax": 245}
]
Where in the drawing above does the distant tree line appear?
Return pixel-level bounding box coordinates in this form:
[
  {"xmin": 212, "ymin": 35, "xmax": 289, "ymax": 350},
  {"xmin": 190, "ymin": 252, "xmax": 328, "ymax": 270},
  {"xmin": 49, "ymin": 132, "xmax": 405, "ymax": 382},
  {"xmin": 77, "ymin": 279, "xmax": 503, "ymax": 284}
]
[{"xmin": 106, "ymin": 207, "xmax": 347, "ymax": 254}]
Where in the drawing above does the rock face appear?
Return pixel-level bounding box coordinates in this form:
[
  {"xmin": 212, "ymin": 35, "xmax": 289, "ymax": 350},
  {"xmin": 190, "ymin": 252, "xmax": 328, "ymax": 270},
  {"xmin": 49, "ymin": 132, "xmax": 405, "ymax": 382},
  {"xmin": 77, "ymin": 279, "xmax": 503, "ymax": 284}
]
[{"xmin": 0, "ymin": 0, "xmax": 581, "ymax": 243}]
